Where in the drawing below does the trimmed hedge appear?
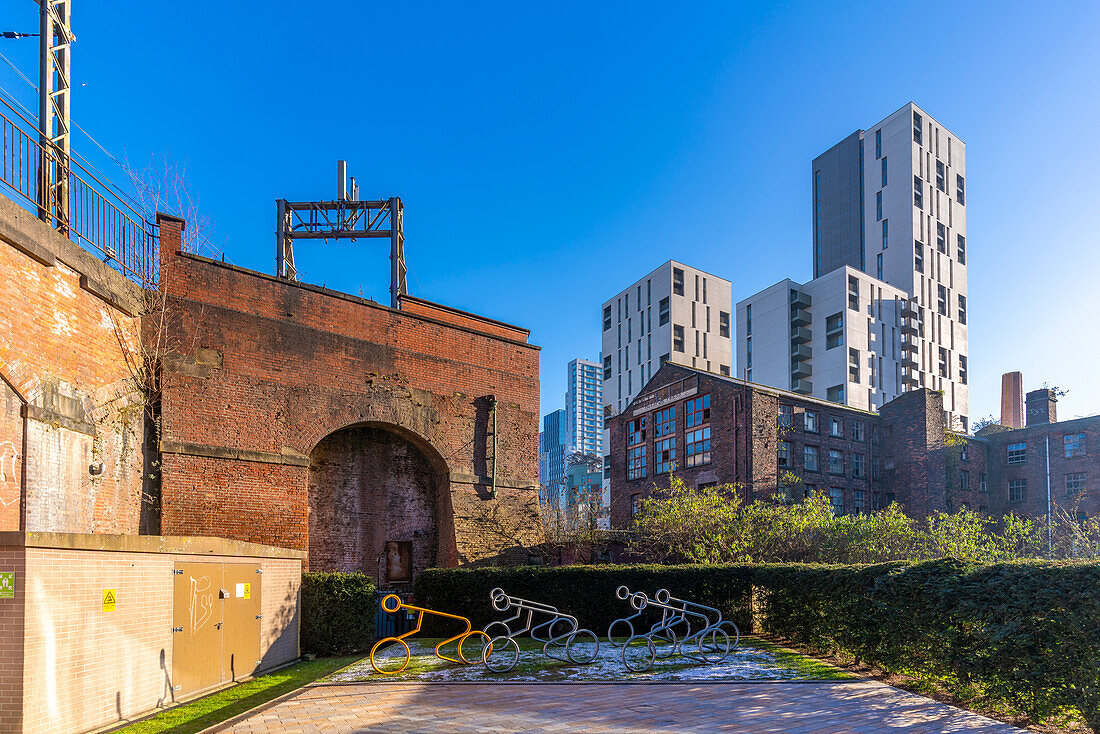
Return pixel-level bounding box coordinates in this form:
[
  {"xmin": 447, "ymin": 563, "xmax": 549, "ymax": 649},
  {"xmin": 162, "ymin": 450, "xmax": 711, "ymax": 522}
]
[
  {"xmin": 300, "ymin": 571, "xmax": 376, "ymax": 656},
  {"xmin": 413, "ymin": 565, "xmax": 754, "ymax": 638},
  {"xmin": 415, "ymin": 561, "xmax": 1100, "ymax": 730}
]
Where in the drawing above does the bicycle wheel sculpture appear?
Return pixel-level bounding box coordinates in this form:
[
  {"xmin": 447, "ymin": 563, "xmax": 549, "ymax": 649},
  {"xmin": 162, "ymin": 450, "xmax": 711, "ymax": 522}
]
[
  {"xmin": 370, "ymin": 593, "xmax": 491, "ymax": 674},
  {"xmin": 481, "ymin": 587, "xmax": 600, "ymax": 673},
  {"xmin": 607, "ymin": 586, "xmax": 740, "ymax": 672}
]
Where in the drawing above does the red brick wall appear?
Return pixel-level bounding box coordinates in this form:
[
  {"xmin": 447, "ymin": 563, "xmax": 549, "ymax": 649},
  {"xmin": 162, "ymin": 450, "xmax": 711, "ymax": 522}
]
[
  {"xmin": 0, "ymin": 194, "xmax": 145, "ymax": 534},
  {"xmin": 982, "ymin": 418, "xmax": 1100, "ymax": 519},
  {"xmin": 156, "ymin": 216, "xmax": 541, "ymax": 567}
]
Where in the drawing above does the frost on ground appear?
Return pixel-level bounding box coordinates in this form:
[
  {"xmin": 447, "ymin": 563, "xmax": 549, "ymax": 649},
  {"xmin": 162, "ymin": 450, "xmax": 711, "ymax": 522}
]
[{"xmin": 327, "ymin": 637, "xmax": 842, "ymax": 683}]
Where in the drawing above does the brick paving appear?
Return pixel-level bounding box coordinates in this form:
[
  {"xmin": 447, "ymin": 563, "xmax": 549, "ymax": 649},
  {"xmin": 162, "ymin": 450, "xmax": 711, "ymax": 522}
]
[{"xmin": 220, "ymin": 681, "xmax": 1026, "ymax": 733}]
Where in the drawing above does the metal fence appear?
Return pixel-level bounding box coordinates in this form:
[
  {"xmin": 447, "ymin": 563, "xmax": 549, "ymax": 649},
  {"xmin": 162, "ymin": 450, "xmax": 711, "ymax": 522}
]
[{"xmin": 0, "ymin": 98, "xmax": 159, "ymax": 286}]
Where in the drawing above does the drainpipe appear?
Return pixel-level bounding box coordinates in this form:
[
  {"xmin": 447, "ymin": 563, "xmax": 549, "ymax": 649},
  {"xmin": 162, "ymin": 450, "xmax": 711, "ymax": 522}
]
[
  {"xmin": 1045, "ymin": 435, "xmax": 1052, "ymax": 558},
  {"xmin": 490, "ymin": 395, "xmax": 498, "ymax": 499}
]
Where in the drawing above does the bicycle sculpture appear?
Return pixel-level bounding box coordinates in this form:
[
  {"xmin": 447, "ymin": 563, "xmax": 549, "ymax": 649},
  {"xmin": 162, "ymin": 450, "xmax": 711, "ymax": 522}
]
[
  {"xmin": 607, "ymin": 586, "xmax": 741, "ymax": 672},
  {"xmin": 370, "ymin": 593, "xmax": 491, "ymax": 674},
  {"xmin": 480, "ymin": 587, "xmax": 600, "ymax": 673}
]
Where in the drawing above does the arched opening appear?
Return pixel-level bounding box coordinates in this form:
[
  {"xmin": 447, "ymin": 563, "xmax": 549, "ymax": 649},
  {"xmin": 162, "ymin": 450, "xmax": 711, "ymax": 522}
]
[{"xmin": 307, "ymin": 423, "xmax": 450, "ymax": 586}]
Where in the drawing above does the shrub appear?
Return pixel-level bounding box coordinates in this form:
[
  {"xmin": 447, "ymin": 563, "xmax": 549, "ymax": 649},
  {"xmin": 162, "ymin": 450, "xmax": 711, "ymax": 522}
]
[{"xmin": 300, "ymin": 571, "xmax": 377, "ymax": 656}]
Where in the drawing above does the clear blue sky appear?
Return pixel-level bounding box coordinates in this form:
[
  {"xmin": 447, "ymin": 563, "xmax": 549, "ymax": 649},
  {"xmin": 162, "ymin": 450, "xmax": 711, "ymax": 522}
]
[{"xmin": 2, "ymin": 1, "xmax": 1099, "ymax": 424}]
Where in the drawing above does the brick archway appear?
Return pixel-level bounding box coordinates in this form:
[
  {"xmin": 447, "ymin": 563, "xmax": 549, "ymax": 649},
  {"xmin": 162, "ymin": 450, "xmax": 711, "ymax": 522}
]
[{"xmin": 306, "ymin": 421, "xmax": 456, "ymax": 582}]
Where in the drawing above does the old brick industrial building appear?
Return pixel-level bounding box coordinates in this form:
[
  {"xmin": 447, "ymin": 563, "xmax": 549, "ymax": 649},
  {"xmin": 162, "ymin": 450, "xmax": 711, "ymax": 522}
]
[{"xmin": 609, "ymin": 363, "xmax": 1098, "ymax": 528}]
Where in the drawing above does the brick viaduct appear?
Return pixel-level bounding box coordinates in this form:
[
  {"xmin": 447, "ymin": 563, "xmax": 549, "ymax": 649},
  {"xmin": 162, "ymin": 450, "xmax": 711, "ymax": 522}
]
[{"xmin": 155, "ymin": 215, "xmax": 542, "ymax": 583}]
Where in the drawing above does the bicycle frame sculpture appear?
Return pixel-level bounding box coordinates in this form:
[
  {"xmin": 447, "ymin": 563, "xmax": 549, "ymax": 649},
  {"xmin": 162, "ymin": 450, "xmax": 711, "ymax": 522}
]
[
  {"xmin": 370, "ymin": 593, "xmax": 491, "ymax": 674},
  {"xmin": 607, "ymin": 586, "xmax": 740, "ymax": 672},
  {"xmin": 481, "ymin": 587, "xmax": 600, "ymax": 673}
]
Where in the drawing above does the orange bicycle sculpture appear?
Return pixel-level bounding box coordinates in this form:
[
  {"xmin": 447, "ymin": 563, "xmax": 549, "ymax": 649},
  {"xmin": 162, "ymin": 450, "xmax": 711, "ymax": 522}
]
[{"xmin": 369, "ymin": 594, "xmax": 491, "ymax": 674}]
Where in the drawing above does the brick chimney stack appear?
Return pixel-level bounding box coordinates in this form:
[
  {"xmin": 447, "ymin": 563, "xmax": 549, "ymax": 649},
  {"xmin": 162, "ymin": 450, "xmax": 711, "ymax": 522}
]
[
  {"xmin": 1025, "ymin": 388, "xmax": 1058, "ymax": 427},
  {"xmin": 1000, "ymin": 371, "xmax": 1024, "ymax": 428}
]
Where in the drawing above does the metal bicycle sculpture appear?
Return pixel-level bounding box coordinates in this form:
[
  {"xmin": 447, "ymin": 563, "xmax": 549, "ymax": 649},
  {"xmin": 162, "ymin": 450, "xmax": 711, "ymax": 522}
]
[
  {"xmin": 480, "ymin": 587, "xmax": 600, "ymax": 673},
  {"xmin": 370, "ymin": 593, "xmax": 491, "ymax": 674},
  {"xmin": 607, "ymin": 586, "xmax": 741, "ymax": 672}
]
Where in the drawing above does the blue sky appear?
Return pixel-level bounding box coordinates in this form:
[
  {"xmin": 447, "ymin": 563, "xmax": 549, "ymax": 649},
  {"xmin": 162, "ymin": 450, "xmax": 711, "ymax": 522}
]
[{"xmin": 2, "ymin": 1, "xmax": 1099, "ymax": 424}]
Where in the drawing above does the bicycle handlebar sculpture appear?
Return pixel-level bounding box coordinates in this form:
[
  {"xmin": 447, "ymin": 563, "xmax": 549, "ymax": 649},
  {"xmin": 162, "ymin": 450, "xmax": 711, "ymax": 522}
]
[
  {"xmin": 370, "ymin": 593, "xmax": 491, "ymax": 674},
  {"xmin": 481, "ymin": 587, "xmax": 600, "ymax": 673},
  {"xmin": 607, "ymin": 586, "xmax": 740, "ymax": 672}
]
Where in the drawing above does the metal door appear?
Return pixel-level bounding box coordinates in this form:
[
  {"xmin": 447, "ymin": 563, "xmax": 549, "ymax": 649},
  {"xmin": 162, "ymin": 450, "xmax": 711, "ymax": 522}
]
[
  {"xmin": 221, "ymin": 563, "xmax": 262, "ymax": 682},
  {"xmin": 172, "ymin": 563, "xmax": 223, "ymax": 696}
]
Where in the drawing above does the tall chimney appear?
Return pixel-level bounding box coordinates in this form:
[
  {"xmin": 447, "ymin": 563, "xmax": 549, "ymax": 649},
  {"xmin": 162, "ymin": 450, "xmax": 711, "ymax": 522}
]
[
  {"xmin": 1025, "ymin": 388, "xmax": 1058, "ymax": 427},
  {"xmin": 1000, "ymin": 372, "xmax": 1024, "ymax": 428}
]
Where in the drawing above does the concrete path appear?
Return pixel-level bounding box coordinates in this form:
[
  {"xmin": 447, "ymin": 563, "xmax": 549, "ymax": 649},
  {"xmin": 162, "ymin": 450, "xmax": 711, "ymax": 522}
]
[{"xmin": 220, "ymin": 680, "xmax": 1027, "ymax": 733}]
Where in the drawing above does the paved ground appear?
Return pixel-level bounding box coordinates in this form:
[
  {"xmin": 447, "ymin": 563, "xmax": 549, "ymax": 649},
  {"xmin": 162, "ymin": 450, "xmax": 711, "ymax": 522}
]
[{"xmin": 221, "ymin": 681, "xmax": 1027, "ymax": 733}]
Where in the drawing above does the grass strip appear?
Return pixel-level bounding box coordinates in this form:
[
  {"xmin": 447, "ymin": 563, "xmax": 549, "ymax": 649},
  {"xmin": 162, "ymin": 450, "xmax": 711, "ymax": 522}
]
[{"xmin": 113, "ymin": 655, "xmax": 362, "ymax": 734}]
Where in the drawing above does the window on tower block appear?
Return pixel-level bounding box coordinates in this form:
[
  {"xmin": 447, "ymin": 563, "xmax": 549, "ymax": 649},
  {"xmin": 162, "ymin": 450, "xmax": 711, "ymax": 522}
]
[
  {"xmin": 958, "ymin": 294, "xmax": 967, "ymax": 325},
  {"xmin": 658, "ymin": 297, "xmax": 670, "ymax": 326},
  {"xmin": 913, "ymin": 111, "xmax": 923, "ymax": 145},
  {"xmin": 826, "ymin": 312, "xmax": 844, "ymax": 349},
  {"xmin": 877, "ymin": 253, "xmax": 883, "ymax": 279},
  {"xmin": 876, "ymin": 191, "xmax": 882, "ymax": 221},
  {"xmin": 938, "ymin": 284, "xmax": 948, "ymax": 315},
  {"xmin": 959, "ymin": 355, "xmax": 968, "ymax": 385},
  {"xmin": 914, "ymin": 240, "xmax": 924, "ymax": 273},
  {"xmin": 603, "ymin": 305, "xmax": 612, "ymax": 331},
  {"xmin": 849, "ymin": 348, "xmax": 860, "ymax": 384},
  {"xmin": 719, "ymin": 311, "xmax": 730, "ymax": 338},
  {"xmin": 673, "ymin": 268, "xmax": 685, "ymax": 296},
  {"xmin": 881, "ymin": 156, "xmax": 887, "ymax": 186},
  {"xmin": 882, "ymin": 219, "xmax": 888, "ymax": 249},
  {"xmin": 914, "ymin": 176, "xmax": 923, "ymax": 209},
  {"xmin": 875, "ymin": 129, "xmax": 882, "ymax": 158},
  {"xmin": 937, "ymin": 222, "xmax": 947, "ymax": 253},
  {"xmin": 936, "ymin": 160, "xmax": 946, "ymax": 192},
  {"xmin": 957, "ymin": 234, "xmax": 966, "ymax": 264},
  {"xmin": 826, "ymin": 384, "xmax": 845, "ymax": 404},
  {"xmin": 956, "ymin": 174, "xmax": 965, "ymax": 204},
  {"xmin": 673, "ymin": 325, "xmax": 685, "ymax": 352},
  {"xmin": 603, "ymin": 355, "xmax": 611, "ymax": 380},
  {"xmin": 848, "ymin": 276, "xmax": 859, "ymax": 310}
]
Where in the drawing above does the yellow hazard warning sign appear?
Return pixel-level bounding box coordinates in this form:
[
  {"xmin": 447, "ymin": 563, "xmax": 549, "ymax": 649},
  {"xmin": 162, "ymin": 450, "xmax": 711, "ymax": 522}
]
[
  {"xmin": 102, "ymin": 589, "xmax": 117, "ymax": 612},
  {"xmin": 242, "ymin": 583, "xmax": 251, "ymax": 600}
]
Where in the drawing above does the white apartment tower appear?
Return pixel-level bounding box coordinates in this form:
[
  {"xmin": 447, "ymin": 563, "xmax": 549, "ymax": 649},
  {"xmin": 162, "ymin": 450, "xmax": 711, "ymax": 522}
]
[
  {"xmin": 598, "ymin": 260, "xmax": 733, "ymax": 526},
  {"xmin": 565, "ymin": 358, "xmax": 603, "ymax": 457},
  {"xmin": 738, "ymin": 103, "xmax": 970, "ymax": 429}
]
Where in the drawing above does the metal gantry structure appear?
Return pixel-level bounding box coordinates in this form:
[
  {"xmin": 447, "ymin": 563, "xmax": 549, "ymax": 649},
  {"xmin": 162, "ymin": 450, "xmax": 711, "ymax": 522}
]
[
  {"xmin": 37, "ymin": 0, "xmax": 72, "ymax": 233},
  {"xmin": 276, "ymin": 161, "xmax": 407, "ymax": 308}
]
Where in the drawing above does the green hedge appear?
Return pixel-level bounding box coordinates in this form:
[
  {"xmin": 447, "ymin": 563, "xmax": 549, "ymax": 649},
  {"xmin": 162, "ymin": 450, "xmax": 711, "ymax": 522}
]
[
  {"xmin": 754, "ymin": 559, "xmax": 1100, "ymax": 730},
  {"xmin": 300, "ymin": 572, "xmax": 376, "ymax": 656},
  {"xmin": 414, "ymin": 561, "xmax": 1100, "ymax": 730},
  {"xmin": 413, "ymin": 565, "xmax": 754, "ymax": 638}
]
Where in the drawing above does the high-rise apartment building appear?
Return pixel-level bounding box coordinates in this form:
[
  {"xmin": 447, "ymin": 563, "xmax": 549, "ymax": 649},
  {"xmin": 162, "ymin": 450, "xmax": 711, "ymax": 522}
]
[
  {"xmin": 737, "ymin": 266, "xmax": 910, "ymax": 411},
  {"xmin": 739, "ymin": 103, "xmax": 970, "ymax": 429},
  {"xmin": 538, "ymin": 408, "xmax": 567, "ymax": 496},
  {"xmin": 598, "ymin": 260, "xmax": 733, "ymax": 527},
  {"xmin": 566, "ymin": 358, "xmax": 603, "ymax": 457}
]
